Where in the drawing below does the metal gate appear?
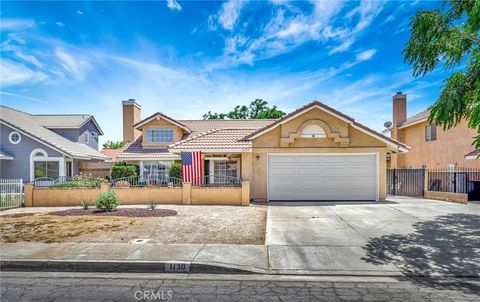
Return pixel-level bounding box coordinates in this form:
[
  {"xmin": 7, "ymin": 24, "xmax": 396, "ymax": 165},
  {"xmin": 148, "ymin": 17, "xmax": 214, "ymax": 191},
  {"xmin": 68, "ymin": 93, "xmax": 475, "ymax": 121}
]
[
  {"xmin": 387, "ymin": 169, "xmax": 424, "ymax": 196},
  {"xmin": 0, "ymin": 178, "xmax": 23, "ymax": 208}
]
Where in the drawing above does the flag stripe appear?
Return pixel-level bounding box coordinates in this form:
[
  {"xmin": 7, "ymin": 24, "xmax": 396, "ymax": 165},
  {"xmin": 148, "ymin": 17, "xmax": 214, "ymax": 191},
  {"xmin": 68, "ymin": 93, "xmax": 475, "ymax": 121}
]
[{"xmin": 181, "ymin": 151, "xmax": 202, "ymax": 184}]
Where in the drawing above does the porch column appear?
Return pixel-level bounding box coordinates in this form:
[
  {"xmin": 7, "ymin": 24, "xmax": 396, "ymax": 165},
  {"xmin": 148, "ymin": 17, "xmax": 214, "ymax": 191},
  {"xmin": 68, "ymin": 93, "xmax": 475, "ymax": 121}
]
[
  {"xmin": 139, "ymin": 161, "xmax": 144, "ymax": 181},
  {"xmin": 241, "ymin": 152, "xmax": 252, "ymax": 182}
]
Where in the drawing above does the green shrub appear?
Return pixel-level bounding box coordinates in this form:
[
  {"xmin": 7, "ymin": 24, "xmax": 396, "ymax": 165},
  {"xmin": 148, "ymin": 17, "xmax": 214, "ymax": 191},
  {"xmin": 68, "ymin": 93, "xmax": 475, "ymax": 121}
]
[
  {"xmin": 80, "ymin": 201, "xmax": 90, "ymax": 210},
  {"xmin": 111, "ymin": 163, "xmax": 138, "ymax": 179},
  {"xmin": 95, "ymin": 190, "xmax": 119, "ymax": 212},
  {"xmin": 169, "ymin": 162, "xmax": 182, "ymax": 179},
  {"xmin": 147, "ymin": 201, "xmax": 157, "ymax": 210}
]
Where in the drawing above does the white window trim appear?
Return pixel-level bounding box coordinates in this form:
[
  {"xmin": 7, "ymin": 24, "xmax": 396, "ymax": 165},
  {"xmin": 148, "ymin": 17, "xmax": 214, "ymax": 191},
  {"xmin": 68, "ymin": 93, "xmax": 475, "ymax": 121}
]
[
  {"xmin": 145, "ymin": 128, "xmax": 174, "ymax": 143},
  {"xmin": 65, "ymin": 159, "xmax": 73, "ymax": 178},
  {"xmin": 209, "ymin": 158, "xmax": 240, "ymax": 180},
  {"xmin": 8, "ymin": 131, "xmax": 21, "ymax": 144},
  {"xmin": 29, "ymin": 148, "xmax": 65, "ymax": 182}
]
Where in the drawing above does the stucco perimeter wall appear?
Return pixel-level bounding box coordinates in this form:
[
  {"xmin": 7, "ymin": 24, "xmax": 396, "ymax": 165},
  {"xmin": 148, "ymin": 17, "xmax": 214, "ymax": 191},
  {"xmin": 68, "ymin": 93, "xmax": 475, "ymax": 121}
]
[
  {"xmin": 190, "ymin": 187, "xmax": 243, "ymax": 205},
  {"xmin": 250, "ymin": 110, "xmax": 389, "ymax": 201},
  {"xmin": 24, "ymin": 182, "xmax": 249, "ymax": 207},
  {"xmin": 424, "ymin": 190, "xmax": 468, "ymax": 204}
]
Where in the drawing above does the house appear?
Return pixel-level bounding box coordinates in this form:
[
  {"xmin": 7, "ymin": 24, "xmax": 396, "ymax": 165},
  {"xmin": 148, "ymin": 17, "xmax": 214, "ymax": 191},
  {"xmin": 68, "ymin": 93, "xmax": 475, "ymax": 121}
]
[
  {"xmin": 0, "ymin": 106, "xmax": 108, "ymax": 182},
  {"xmin": 117, "ymin": 99, "xmax": 409, "ymax": 201},
  {"xmin": 388, "ymin": 92, "xmax": 479, "ymax": 169}
]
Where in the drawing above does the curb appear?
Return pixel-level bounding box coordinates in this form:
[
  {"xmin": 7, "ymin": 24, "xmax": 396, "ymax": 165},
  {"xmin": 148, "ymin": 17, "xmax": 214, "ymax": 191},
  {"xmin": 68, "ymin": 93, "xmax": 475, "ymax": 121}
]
[{"xmin": 0, "ymin": 260, "xmax": 261, "ymax": 275}]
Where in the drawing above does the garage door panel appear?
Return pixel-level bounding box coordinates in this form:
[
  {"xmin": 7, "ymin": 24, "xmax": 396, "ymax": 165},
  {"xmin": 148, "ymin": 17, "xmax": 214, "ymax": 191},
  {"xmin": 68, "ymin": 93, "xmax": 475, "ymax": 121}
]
[{"xmin": 268, "ymin": 154, "xmax": 377, "ymax": 201}]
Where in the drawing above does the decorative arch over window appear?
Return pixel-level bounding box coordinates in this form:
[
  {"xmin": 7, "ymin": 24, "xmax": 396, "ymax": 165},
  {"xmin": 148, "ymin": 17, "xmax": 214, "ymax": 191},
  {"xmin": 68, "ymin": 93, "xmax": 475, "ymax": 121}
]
[
  {"xmin": 301, "ymin": 125, "xmax": 327, "ymax": 138},
  {"xmin": 31, "ymin": 148, "xmax": 48, "ymax": 158}
]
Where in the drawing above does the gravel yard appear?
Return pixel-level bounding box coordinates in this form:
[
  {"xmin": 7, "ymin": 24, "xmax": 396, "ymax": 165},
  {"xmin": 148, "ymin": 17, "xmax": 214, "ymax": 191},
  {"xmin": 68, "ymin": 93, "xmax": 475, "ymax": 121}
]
[{"xmin": 0, "ymin": 205, "xmax": 266, "ymax": 244}]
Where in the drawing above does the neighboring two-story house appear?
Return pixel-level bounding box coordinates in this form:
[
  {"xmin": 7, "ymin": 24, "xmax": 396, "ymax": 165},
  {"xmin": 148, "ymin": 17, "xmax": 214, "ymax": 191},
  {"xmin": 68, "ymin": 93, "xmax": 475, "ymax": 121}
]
[
  {"xmin": 0, "ymin": 106, "xmax": 108, "ymax": 182},
  {"xmin": 388, "ymin": 92, "xmax": 479, "ymax": 169},
  {"xmin": 117, "ymin": 99, "xmax": 409, "ymax": 201}
]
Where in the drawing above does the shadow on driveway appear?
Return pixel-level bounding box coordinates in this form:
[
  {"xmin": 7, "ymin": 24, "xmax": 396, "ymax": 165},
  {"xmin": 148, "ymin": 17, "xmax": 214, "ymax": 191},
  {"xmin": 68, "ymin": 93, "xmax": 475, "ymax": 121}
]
[{"xmin": 362, "ymin": 213, "xmax": 480, "ymax": 294}]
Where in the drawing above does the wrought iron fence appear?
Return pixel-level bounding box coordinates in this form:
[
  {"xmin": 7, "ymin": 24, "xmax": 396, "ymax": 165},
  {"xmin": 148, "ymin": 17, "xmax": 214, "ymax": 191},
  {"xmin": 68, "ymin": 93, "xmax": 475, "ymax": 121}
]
[
  {"xmin": 191, "ymin": 175, "xmax": 241, "ymax": 187},
  {"xmin": 33, "ymin": 176, "xmax": 101, "ymax": 188},
  {"xmin": 0, "ymin": 178, "xmax": 23, "ymax": 208},
  {"xmin": 110, "ymin": 175, "xmax": 182, "ymax": 188},
  {"xmin": 387, "ymin": 168, "xmax": 425, "ymax": 196},
  {"xmin": 428, "ymin": 167, "xmax": 480, "ymax": 198}
]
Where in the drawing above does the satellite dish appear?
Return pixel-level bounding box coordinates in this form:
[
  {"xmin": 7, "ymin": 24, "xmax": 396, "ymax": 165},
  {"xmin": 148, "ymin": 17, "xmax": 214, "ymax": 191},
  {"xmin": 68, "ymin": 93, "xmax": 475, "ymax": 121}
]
[{"xmin": 384, "ymin": 121, "xmax": 392, "ymax": 128}]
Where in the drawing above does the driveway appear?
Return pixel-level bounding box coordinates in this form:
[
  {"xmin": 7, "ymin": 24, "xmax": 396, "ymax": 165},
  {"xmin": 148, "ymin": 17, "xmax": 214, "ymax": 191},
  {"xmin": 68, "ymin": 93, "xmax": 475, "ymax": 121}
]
[{"xmin": 266, "ymin": 197, "xmax": 480, "ymax": 276}]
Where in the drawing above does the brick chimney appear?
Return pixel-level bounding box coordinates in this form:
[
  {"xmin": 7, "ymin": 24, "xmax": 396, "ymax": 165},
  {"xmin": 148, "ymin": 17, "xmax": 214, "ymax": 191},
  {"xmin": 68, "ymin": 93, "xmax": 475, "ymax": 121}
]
[
  {"xmin": 122, "ymin": 99, "xmax": 141, "ymax": 144},
  {"xmin": 392, "ymin": 92, "xmax": 406, "ymax": 141}
]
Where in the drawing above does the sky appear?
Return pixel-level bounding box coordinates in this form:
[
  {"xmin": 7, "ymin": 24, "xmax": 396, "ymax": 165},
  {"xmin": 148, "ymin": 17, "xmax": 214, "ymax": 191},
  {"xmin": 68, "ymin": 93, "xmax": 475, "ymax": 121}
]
[{"xmin": 1, "ymin": 0, "xmax": 449, "ymax": 146}]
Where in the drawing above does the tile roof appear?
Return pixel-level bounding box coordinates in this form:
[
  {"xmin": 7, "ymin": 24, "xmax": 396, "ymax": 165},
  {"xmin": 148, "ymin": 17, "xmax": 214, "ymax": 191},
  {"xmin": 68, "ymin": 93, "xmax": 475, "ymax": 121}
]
[
  {"xmin": 133, "ymin": 112, "xmax": 191, "ymax": 133},
  {"xmin": 101, "ymin": 148, "xmax": 122, "ymax": 162},
  {"xmin": 179, "ymin": 119, "xmax": 274, "ymax": 134},
  {"xmin": 116, "ymin": 136, "xmax": 180, "ymax": 160},
  {"xmin": 0, "ymin": 106, "xmax": 108, "ymax": 160},
  {"xmin": 398, "ymin": 108, "xmax": 431, "ymax": 128},
  {"xmin": 243, "ymin": 100, "xmax": 409, "ymax": 151},
  {"xmin": 169, "ymin": 128, "xmax": 255, "ymax": 151}
]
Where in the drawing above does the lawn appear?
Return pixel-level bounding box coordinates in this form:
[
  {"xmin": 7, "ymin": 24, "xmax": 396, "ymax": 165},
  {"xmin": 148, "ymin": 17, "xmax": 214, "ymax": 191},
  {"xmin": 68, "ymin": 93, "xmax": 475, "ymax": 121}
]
[{"xmin": 0, "ymin": 205, "xmax": 266, "ymax": 245}]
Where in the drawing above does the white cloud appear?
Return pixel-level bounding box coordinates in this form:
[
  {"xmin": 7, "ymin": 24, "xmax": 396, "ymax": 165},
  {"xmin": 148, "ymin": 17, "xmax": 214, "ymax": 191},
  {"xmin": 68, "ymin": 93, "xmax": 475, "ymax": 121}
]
[
  {"xmin": 166, "ymin": 0, "xmax": 182, "ymax": 11},
  {"xmin": 356, "ymin": 49, "xmax": 377, "ymax": 62},
  {"xmin": 218, "ymin": 0, "xmax": 246, "ymax": 30},
  {"xmin": 55, "ymin": 21, "xmax": 65, "ymax": 27},
  {"xmin": 0, "ymin": 91, "xmax": 48, "ymax": 103},
  {"xmin": 0, "ymin": 59, "xmax": 47, "ymax": 86},
  {"xmin": 0, "ymin": 18, "xmax": 36, "ymax": 31},
  {"xmin": 55, "ymin": 50, "xmax": 90, "ymax": 80},
  {"xmin": 77, "ymin": 10, "xmax": 84, "ymax": 15}
]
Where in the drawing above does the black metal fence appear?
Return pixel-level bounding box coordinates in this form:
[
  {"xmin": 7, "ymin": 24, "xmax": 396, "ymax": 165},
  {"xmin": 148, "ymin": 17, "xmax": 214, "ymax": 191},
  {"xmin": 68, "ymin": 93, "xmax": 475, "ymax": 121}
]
[
  {"xmin": 191, "ymin": 175, "xmax": 242, "ymax": 187},
  {"xmin": 428, "ymin": 167, "xmax": 480, "ymax": 199},
  {"xmin": 109, "ymin": 175, "xmax": 182, "ymax": 188},
  {"xmin": 387, "ymin": 168, "xmax": 425, "ymax": 196}
]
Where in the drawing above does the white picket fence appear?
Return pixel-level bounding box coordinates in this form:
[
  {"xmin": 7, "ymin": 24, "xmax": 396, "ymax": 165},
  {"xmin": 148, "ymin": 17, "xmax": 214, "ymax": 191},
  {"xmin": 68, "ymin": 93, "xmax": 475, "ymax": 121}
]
[{"xmin": 0, "ymin": 179, "xmax": 23, "ymax": 208}]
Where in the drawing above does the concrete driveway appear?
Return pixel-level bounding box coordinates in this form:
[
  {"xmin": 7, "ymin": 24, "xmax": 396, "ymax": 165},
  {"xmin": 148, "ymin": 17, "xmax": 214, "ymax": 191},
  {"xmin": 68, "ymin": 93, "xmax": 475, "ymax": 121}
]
[{"xmin": 266, "ymin": 197, "xmax": 480, "ymax": 276}]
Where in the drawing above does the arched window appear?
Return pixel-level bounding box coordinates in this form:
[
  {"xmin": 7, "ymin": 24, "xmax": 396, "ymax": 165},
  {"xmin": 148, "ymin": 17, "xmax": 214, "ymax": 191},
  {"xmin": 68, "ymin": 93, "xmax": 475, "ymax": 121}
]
[{"xmin": 301, "ymin": 125, "xmax": 327, "ymax": 138}]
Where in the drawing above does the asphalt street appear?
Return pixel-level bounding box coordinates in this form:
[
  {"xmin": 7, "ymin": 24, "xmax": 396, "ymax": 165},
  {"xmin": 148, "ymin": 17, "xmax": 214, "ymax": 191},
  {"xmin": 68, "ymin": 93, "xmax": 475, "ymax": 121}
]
[{"xmin": 1, "ymin": 271, "xmax": 479, "ymax": 301}]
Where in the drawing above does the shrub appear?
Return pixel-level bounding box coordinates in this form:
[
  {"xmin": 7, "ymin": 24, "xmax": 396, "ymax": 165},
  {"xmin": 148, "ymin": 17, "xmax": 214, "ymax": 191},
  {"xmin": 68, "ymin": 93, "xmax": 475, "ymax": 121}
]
[
  {"xmin": 147, "ymin": 201, "xmax": 157, "ymax": 210},
  {"xmin": 169, "ymin": 162, "xmax": 182, "ymax": 179},
  {"xmin": 95, "ymin": 190, "xmax": 119, "ymax": 212},
  {"xmin": 80, "ymin": 201, "xmax": 90, "ymax": 210},
  {"xmin": 111, "ymin": 163, "xmax": 138, "ymax": 179}
]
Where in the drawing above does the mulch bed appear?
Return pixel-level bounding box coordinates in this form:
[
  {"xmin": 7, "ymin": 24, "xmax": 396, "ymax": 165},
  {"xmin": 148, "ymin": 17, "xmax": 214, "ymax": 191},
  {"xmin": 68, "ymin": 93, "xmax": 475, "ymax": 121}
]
[{"xmin": 50, "ymin": 208, "xmax": 177, "ymax": 217}]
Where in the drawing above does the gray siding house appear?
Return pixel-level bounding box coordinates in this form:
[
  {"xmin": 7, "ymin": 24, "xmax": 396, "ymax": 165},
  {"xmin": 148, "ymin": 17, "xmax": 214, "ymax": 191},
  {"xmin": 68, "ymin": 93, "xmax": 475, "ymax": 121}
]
[{"xmin": 0, "ymin": 106, "xmax": 108, "ymax": 182}]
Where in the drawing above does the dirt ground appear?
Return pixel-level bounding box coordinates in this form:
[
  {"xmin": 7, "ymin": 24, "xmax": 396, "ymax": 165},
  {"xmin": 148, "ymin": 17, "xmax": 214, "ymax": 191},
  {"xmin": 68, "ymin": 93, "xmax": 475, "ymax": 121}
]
[{"xmin": 0, "ymin": 205, "xmax": 266, "ymax": 245}]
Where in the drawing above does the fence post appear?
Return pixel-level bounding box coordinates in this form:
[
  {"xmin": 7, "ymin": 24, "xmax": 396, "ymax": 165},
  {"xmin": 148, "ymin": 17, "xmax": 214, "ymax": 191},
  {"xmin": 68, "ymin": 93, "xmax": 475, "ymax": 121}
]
[
  {"xmin": 453, "ymin": 172, "xmax": 457, "ymax": 193},
  {"xmin": 241, "ymin": 181, "xmax": 250, "ymax": 206},
  {"xmin": 182, "ymin": 182, "xmax": 191, "ymax": 205},
  {"xmin": 423, "ymin": 169, "xmax": 428, "ymax": 197},
  {"xmin": 392, "ymin": 169, "xmax": 396, "ymax": 196},
  {"xmin": 24, "ymin": 183, "xmax": 33, "ymax": 207}
]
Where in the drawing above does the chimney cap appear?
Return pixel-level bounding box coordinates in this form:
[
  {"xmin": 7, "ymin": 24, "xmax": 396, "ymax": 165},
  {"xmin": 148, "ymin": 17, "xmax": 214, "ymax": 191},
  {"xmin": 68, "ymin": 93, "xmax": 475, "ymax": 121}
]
[
  {"xmin": 393, "ymin": 92, "xmax": 406, "ymax": 99},
  {"xmin": 122, "ymin": 99, "xmax": 141, "ymax": 109}
]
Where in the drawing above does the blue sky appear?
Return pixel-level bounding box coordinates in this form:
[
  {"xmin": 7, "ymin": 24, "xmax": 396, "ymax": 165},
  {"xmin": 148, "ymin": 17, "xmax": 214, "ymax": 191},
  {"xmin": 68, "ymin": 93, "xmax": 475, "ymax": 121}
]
[{"xmin": 1, "ymin": 0, "xmax": 448, "ymax": 145}]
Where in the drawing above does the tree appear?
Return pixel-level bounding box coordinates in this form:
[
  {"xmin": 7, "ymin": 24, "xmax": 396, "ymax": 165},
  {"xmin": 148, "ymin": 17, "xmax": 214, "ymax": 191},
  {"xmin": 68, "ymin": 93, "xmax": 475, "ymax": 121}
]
[
  {"xmin": 403, "ymin": 0, "xmax": 480, "ymax": 148},
  {"xmin": 103, "ymin": 140, "xmax": 124, "ymax": 149},
  {"xmin": 203, "ymin": 99, "xmax": 286, "ymax": 120}
]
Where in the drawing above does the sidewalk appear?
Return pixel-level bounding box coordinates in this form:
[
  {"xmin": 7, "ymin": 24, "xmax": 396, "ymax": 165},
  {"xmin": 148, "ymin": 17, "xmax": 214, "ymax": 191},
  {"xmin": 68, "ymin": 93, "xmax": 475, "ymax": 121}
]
[{"xmin": 0, "ymin": 242, "xmax": 402, "ymax": 276}]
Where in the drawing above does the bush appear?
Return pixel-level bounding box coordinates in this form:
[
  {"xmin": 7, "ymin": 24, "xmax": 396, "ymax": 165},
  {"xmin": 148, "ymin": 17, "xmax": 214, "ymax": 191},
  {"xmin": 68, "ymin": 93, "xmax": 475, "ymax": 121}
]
[
  {"xmin": 111, "ymin": 163, "xmax": 138, "ymax": 179},
  {"xmin": 147, "ymin": 201, "xmax": 157, "ymax": 210},
  {"xmin": 80, "ymin": 201, "xmax": 90, "ymax": 210},
  {"xmin": 49, "ymin": 173, "xmax": 103, "ymax": 188},
  {"xmin": 169, "ymin": 162, "xmax": 182, "ymax": 179},
  {"xmin": 95, "ymin": 190, "xmax": 119, "ymax": 212}
]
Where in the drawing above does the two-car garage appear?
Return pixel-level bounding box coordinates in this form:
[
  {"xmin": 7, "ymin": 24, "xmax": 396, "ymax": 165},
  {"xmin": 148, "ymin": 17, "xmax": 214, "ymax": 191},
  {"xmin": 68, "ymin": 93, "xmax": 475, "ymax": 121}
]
[{"xmin": 267, "ymin": 154, "xmax": 378, "ymax": 201}]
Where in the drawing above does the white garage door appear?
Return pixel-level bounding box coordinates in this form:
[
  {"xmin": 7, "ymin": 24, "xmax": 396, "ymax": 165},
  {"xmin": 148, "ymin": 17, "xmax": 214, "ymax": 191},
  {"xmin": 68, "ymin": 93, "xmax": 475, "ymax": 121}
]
[{"xmin": 268, "ymin": 154, "xmax": 378, "ymax": 201}]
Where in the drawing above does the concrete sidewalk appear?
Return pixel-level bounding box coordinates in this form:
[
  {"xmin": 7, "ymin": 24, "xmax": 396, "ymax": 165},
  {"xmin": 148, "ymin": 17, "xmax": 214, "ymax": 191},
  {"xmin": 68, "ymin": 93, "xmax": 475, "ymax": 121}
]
[{"xmin": 0, "ymin": 242, "xmax": 402, "ymax": 276}]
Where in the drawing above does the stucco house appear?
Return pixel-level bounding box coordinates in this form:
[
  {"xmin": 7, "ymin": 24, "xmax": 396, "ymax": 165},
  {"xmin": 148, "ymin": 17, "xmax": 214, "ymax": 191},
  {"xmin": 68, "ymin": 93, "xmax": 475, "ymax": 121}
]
[
  {"xmin": 117, "ymin": 99, "xmax": 409, "ymax": 201},
  {"xmin": 0, "ymin": 105, "xmax": 108, "ymax": 182},
  {"xmin": 387, "ymin": 92, "xmax": 479, "ymax": 169}
]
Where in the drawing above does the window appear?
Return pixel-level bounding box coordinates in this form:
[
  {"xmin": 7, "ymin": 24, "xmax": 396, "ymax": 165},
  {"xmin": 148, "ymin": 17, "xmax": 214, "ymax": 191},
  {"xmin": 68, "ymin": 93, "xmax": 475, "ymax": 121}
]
[
  {"xmin": 145, "ymin": 129, "xmax": 174, "ymax": 143},
  {"xmin": 83, "ymin": 132, "xmax": 90, "ymax": 143},
  {"xmin": 91, "ymin": 132, "xmax": 98, "ymax": 140},
  {"xmin": 142, "ymin": 161, "xmax": 171, "ymax": 178},
  {"xmin": 301, "ymin": 125, "xmax": 326, "ymax": 138},
  {"xmin": 34, "ymin": 161, "xmax": 59, "ymax": 178},
  {"xmin": 213, "ymin": 160, "xmax": 238, "ymax": 179},
  {"xmin": 425, "ymin": 124, "xmax": 437, "ymax": 141},
  {"xmin": 8, "ymin": 131, "xmax": 21, "ymax": 144}
]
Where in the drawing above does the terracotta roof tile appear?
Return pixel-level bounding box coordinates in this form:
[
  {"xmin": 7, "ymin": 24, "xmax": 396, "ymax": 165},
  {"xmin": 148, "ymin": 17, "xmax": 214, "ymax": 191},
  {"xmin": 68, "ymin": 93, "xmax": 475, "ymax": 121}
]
[
  {"xmin": 169, "ymin": 128, "xmax": 255, "ymax": 151},
  {"xmin": 116, "ymin": 136, "xmax": 180, "ymax": 160}
]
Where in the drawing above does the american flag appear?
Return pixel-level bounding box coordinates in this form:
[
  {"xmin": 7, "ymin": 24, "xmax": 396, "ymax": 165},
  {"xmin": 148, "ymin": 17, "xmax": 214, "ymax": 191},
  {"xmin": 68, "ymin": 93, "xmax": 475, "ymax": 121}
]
[{"xmin": 181, "ymin": 151, "xmax": 202, "ymax": 185}]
